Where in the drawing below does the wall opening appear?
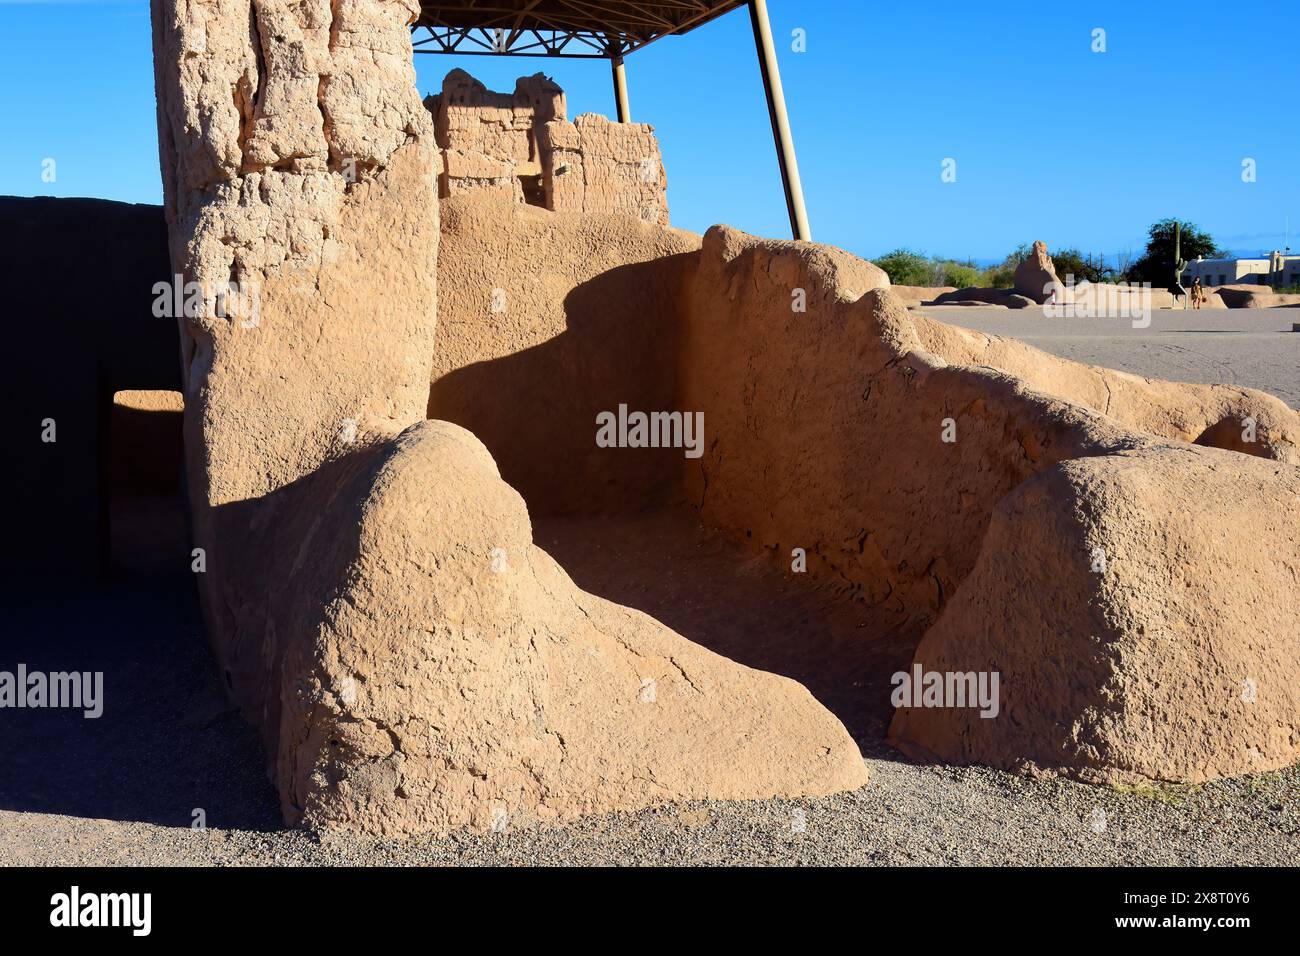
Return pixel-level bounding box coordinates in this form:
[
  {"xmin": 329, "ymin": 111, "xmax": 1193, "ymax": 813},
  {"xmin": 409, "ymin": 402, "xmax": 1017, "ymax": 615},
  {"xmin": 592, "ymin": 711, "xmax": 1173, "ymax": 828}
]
[{"xmin": 107, "ymin": 390, "xmax": 189, "ymax": 576}]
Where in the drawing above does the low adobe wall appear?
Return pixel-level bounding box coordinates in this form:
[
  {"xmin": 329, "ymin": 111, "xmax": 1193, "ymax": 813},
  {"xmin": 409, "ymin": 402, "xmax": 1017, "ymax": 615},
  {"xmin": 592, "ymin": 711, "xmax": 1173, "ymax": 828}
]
[
  {"xmin": 1215, "ymin": 285, "xmax": 1300, "ymax": 309},
  {"xmin": 909, "ymin": 315, "xmax": 1298, "ymax": 461},
  {"xmin": 676, "ymin": 227, "xmax": 1299, "ymax": 783},
  {"xmin": 432, "ymin": 203, "xmax": 1300, "ymax": 785},
  {"xmin": 678, "ymin": 227, "xmax": 1128, "ymax": 639}
]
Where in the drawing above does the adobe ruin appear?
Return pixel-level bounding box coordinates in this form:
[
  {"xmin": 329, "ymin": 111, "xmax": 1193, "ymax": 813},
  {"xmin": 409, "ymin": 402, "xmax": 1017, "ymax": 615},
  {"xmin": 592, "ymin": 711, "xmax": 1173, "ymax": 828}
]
[
  {"xmin": 136, "ymin": 0, "xmax": 1299, "ymax": 835},
  {"xmin": 427, "ymin": 69, "xmax": 670, "ymax": 225}
]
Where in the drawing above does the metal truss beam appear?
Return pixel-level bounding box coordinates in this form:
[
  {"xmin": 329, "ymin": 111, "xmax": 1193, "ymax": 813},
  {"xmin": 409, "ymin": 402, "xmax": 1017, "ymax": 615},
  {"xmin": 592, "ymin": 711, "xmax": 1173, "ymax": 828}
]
[
  {"xmin": 413, "ymin": 1, "xmax": 744, "ymax": 58},
  {"xmin": 412, "ymin": 25, "xmax": 620, "ymax": 57}
]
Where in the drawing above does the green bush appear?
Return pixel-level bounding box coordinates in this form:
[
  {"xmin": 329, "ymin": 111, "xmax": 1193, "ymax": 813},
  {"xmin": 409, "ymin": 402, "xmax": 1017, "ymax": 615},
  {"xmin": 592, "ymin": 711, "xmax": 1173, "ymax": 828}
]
[
  {"xmin": 937, "ymin": 263, "xmax": 983, "ymax": 289},
  {"xmin": 873, "ymin": 248, "xmax": 936, "ymax": 287}
]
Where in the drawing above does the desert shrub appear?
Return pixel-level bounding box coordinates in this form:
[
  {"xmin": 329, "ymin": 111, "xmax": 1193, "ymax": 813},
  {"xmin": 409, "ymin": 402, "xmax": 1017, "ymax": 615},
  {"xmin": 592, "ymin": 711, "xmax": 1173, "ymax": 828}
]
[
  {"xmin": 874, "ymin": 248, "xmax": 935, "ymax": 287},
  {"xmin": 937, "ymin": 262, "xmax": 983, "ymax": 289}
]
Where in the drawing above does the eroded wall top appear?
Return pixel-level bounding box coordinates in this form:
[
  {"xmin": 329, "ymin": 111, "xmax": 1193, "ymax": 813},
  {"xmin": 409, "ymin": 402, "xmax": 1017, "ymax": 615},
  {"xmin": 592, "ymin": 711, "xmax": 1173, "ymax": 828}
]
[{"xmin": 424, "ymin": 69, "xmax": 670, "ymax": 226}]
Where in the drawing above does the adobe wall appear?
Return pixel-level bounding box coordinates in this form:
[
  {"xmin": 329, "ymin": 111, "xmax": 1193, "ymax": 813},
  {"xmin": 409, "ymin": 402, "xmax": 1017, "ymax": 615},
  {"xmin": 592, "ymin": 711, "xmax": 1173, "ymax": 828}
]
[
  {"xmin": 425, "ymin": 70, "xmax": 670, "ymax": 225},
  {"xmin": 430, "ymin": 194, "xmax": 700, "ymax": 515},
  {"xmin": 429, "ymin": 207, "xmax": 1300, "ymax": 783},
  {"xmin": 909, "ymin": 315, "xmax": 1298, "ymax": 462},
  {"xmin": 152, "ymin": 0, "xmax": 444, "ymax": 823},
  {"xmin": 426, "ymin": 70, "xmax": 564, "ymax": 203},
  {"xmin": 676, "ymin": 227, "xmax": 1300, "ymax": 782},
  {"xmin": 891, "ymin": 443, "xmax": 1300, "ymax": 783},
  {"xmin": 541, "ymin": 114, "xmax": 670, "ymax": 225},
  {"xmin": 677, "ymin": 228, "xmax": 1127, "ymax": 640},
  {"xmin": 0, "ymin": 195, "xmax": 177, "ymax": 582}
]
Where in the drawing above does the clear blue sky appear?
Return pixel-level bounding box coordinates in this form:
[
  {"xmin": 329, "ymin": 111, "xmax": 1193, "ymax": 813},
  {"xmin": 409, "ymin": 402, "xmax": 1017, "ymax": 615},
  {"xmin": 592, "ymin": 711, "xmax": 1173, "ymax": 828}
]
[{"xmin": 2, "ymin": 0, "xmax": 1297, "ymax": 262}]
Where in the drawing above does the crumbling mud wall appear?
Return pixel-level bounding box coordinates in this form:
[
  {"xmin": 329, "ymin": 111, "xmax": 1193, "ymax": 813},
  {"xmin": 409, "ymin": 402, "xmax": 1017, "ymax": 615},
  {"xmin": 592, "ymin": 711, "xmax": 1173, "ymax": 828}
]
[
  {"xmin": 540, "ymin": 114, "xmax": 669, "ymax": 225},
  {"xmin": 427, "ymin": 201, "xmax": 1298, "ymax": 785},
  {"xmin": 152, "ymin": 0, "xmax": 865, "ymax": 836},
  {"xmin": 678, "ymin": 227, "xmax": 1126, "ymax": 640},
  {"xmin": 425, "ymin": 70, "xmax": 670, "ymax": 225},
  {"xmin": 152, "ymin": 0, "xmax": 444, "ymax": 823},
  {"xmin": 430, "ymin": 194, "xmax": 700, "ymax": 514},
  {"xmin": 676, "ymin": 227, "xmax": 1300, "ymax": 783},
  {"xmin": 426, "ymin": 70, "xmax": 565, "ymax": 203}
]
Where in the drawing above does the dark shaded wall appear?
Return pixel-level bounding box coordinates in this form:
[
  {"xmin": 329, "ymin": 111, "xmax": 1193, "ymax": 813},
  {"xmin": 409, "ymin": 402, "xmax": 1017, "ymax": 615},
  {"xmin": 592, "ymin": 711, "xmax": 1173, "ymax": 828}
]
[
  {"xmin": 0, "ymin": 196, "xmax": 178, "ymax": 582},
  {"xmin": 429, "ymin": 196, "xmax": 702, "ymax": 517}
]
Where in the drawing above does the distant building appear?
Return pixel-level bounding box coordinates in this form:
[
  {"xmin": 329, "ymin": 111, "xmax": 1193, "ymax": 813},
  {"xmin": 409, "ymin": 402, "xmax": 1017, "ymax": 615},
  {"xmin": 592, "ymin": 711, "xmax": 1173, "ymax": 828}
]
[{"xmin": 1182, "ymin": 252, "xmax": 1300, "ymax": 287}]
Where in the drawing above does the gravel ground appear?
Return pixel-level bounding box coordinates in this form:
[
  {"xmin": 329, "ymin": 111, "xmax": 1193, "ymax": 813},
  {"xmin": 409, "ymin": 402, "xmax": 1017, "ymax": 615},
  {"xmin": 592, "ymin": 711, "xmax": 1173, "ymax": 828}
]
[
  {"xmin": 2, "ymin": 310, "xmax": 1296, "ymax": 867},
  {"xmin": 3, "ymin": 759, "xmax": 1295, "ymax": 866},
  {"xmin": 919, "ymin": 305, "xmax": 1300, "ymax": 409}
]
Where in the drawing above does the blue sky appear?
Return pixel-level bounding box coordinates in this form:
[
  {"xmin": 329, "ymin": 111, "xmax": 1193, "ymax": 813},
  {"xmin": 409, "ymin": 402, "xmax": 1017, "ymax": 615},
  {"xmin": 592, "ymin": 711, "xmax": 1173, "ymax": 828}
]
[{"xmin": 2, "ymin": 0, "xmax": 1296, "ymax": 262}]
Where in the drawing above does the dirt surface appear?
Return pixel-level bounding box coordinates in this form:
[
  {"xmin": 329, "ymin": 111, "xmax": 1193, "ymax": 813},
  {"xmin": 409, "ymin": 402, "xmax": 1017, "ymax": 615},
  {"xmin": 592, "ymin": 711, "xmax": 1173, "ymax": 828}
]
[{"xmin": 920, "ymin": 305, "xmax": 1300, "ymax": 409}]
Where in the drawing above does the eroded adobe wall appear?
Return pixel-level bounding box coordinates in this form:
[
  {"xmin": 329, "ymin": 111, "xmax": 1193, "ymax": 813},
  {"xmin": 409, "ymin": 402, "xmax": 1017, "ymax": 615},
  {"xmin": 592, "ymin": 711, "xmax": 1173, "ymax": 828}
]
[
  {"xmin": 677, "ymin": 227, "xmax": 1136, "ymax": 640},
  {"xmin": 676, "ymin": 226, "xmax": 1299, "ymax": 783},
  {"xmin": 152, "ymin": 4, "xmax": 865, "ymax": 834},
  {"xmin": 889, "ymin": 443, "xmax": 1300, "ymax": 783},
  {"xmin": 152, "ymin": 0, "xmax": 439, "ymax": 506},
  {"xmin": 426, "ymin": 70, "xmax": 565, "ymax": 201},
  {"xmin": 152, "ymin": 0, "xmax": 442, "ymax": 809},
  {"xmin": 679, "ymin": 227, "xmax": 1300, "ymax": 639},
  {"xmin": 423, "ymin": 70, "xmax": 670, "ymax": 224},
  {"xmin": 427, "ymin": 196, "xmax": 1300, "ymax": 786},
  {"xmin": 541, "ymin": 114, "xmax": 670, "ymax": 226},
  {"xmin": 909, "ymin": 316, "xmax": 1299, "ymax": 462},
  {"xmin": 430, "ymin": 193, "xmax": 701, "ymax": 515}
]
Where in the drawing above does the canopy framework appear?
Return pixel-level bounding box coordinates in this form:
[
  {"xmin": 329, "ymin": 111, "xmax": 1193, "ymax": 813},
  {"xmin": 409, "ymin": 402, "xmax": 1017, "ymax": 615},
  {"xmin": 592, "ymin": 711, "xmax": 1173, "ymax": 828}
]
[{"xmin": 413, "ymin": 0, "xmax": 811, "ymax": 239}]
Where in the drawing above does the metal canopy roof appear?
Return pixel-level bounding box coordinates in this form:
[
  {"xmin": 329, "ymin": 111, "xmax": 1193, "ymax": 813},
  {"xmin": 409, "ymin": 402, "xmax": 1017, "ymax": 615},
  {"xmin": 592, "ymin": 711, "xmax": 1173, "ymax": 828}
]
[{"xmin": 413, "ymin": 0, "xmax": 747, "ymax": 57}]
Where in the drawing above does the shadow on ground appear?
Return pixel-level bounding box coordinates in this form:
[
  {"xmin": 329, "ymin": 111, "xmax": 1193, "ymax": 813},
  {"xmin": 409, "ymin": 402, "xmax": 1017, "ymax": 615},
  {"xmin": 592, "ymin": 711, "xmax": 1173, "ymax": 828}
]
[
  {"xmin": 0, "ymin": 504, "xmax": 915, "ymax": 831},
  {"xmin": 0, "ymin": 577, "xmax": 281, "ymax": 831},
  {"xmin": 536, "ymin": 505, "xmax": 917, "ymax": 755}
]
